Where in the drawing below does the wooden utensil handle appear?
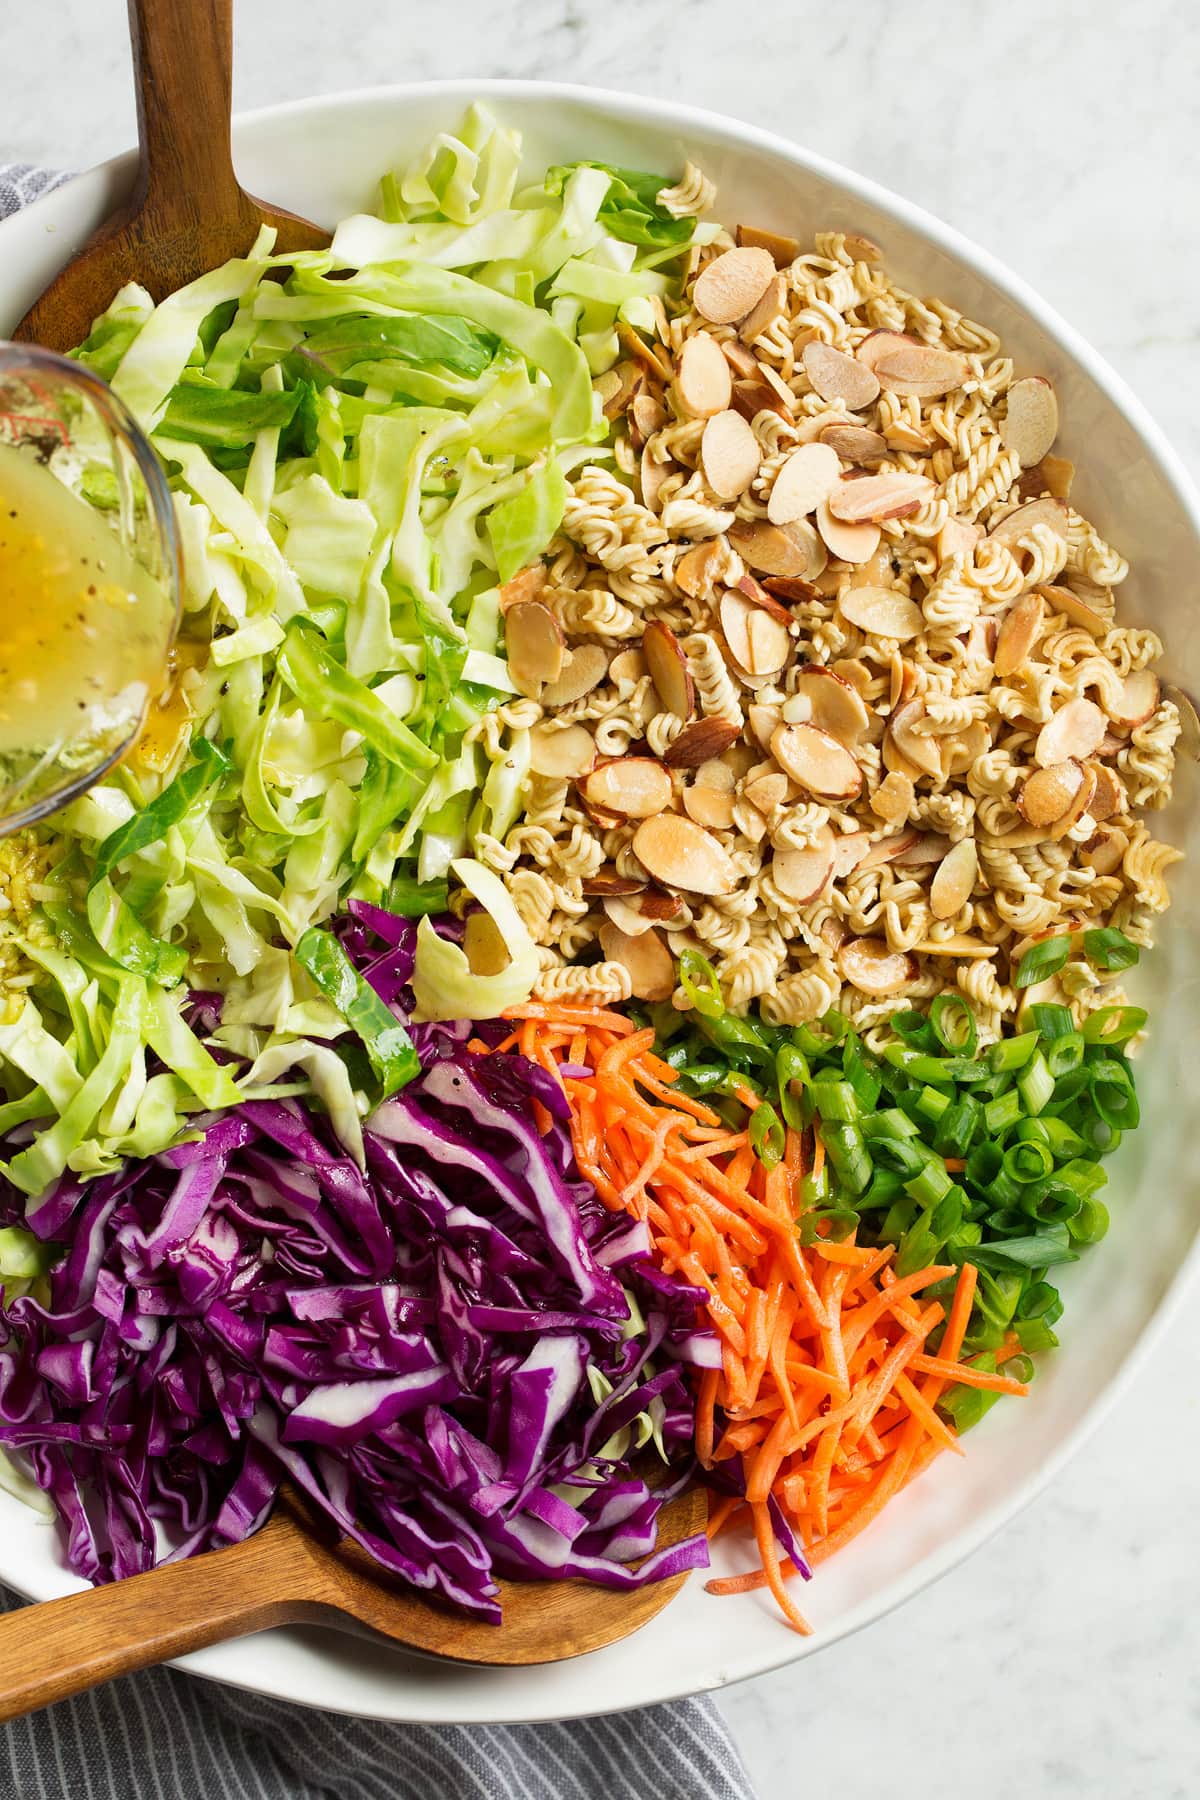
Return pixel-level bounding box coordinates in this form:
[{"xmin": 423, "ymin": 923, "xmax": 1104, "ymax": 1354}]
[
  {"xmin": 127, "ymin": 0, "xmax": 245, "ymax": 219},
  {"xmin": 0, "ymin": 1533, "xmax": 326, "ymax": 1723}
]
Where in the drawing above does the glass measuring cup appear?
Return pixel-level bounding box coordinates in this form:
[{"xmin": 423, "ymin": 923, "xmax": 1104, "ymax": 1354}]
[{"xmin": 0, "ymin": 344, "xmax": 181, "ymax": 833}]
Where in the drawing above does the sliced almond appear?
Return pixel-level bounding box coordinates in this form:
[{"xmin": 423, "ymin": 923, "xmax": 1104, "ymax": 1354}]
[
  {"xmin": 664, "ymin": 718, "xmax": 743, "ymax": 768},
  {"xmin": 1034, "ymin": 696, "xmax": 1106, "ymax": 768},
  {"xmin": 841, "ymin": 232, "xmax": 884, "ymax": 264},
  {"xmin": 767, "ymin": 443, "xmax": 843, "ymax": 525},
  {"xmin": 856, "ymin": 828, "xmax": 921, "ymax": 871},
  {"xmin": 701, "ymin": 409, "xmax": 761, "ymax": 499},
  {"xmin": 818, "ymin": 422, "xmax": 889, "ymax": 464},
  {"xmin": 815, "ymin": 500, "xmax": 882, "ymax": 565},
  {"xmin": 890, "ymin": 658, "xmax": 917, "ymax": 712},
  {"xmin": 747, "ymin": 703, "xmax": 783, "ymax": 752},
  {"xmin": 1165, "ymin": 684, "xmax": 1200, "ymax": 761},
  {"xmin": 1080, "ymin": 826, "xmax": 1129, "ymax": 876},
  {"xmin": 1038, "ymin": 453, "xmax": 1074, "ymax": 500},
  {"xmin": 719, "ymin": 589, "xmax": 790, "ymax": 677},
  {"xmin": 1018, "ymin": 758, "xmax": 1086, "ymax": 830},
  {"xmin": 827, "ymin": 470, "xmax": 934, "ymax": 525},
  {"xmin": 871, "ymin": 770, "xmax": 914, "ymax": 824},
  {"xmin": 1000, "ymin": 376, "xmax": 1059, "ymax": 468},
  {"xmin": 987, "ymin": 496, "xmax": 1069, "ymax": 548},
  {"xmin": 887, "ymin": 700, "xmax": 943, "ymax": 780},
  {"xmin": 772, "ymin": 831, "xmax": 836, "ymax": 902},
  {"xmin": 738, "ymin": 273, "xmax": 787, "ymax": 345},
  {"xmin": 913, "ymin": 935, "xmax": 997, "ymax": 959},
  {"xmin": 941, "ymin": 719, "xmax": 989, "ymax": 779},
  {"xmin": 736, "ymin": 223, "xmax": 800, "ymax": 267},
  {"xmin": 581, "ymin": 870, "xmax": 646, "ymax": 898},
  {"xmin": 609, "ymin": 648, "xmax": 648, "ymax": 688},
  {"xmin": 784, "ymin": 665, "xmax": 871, "ymax": 742},
  {"xmin": 630, "ymin": 392, "xmax": 667, "ymax": 449},
  {"xmin": 683, "ymin": 781, "xmax": 736, "ymax": 830},
  {"xmin": 892, "ymin": 831, "xmax": 953, "ymax": 868},
  {"xmin": 598, "ymin": 921, "xmax": 676, "ymax": 1001},
  {"xmin": 637, "ymin": 889, "xmax": 684, "ymax": 922},
  {"xmin": 742, "ymin": 770, "xmax": 789, "ymax": 813},
  {"xmin": 618, "ymin": 320, "xmax": 672, "ymax": 381},
  {"xmin": 731, "ymin": 378, "xmax": 791, "ymax": 424},
  {"xmin": 856, "ymin": 331, "xmax": 968, "ymax": 398},
  {"xmin": 674, "ymin": 538, "xmax": 725, "ymax": 601},
  {"xmin": 830, "ymin": 831, "xmax": 870, "ymax": 878},
  {"xmin": 837, "ymin": 936, "xmax": 917, "ymax": 997},
  {"xmin": 721, "ymin": 340, "xmax": 760, "ymax": 380},
  {"xmin": 930, "ymin": 838, "xmax": 978, "ymax": 920},
  {"xmin": 506, "ymin": 601, "xmax": 564, "ymax": 696},
  {"xmin": 962, "ymin": 617, "xmax": 997, "ymax": 665},
  {"xmin": 529, "ymin": 722, "xmax": 596, "ymax": 780},
  {"xmin": 1038, "ymin": 583, "xmax": 1106, "ymax": 636},
  {"xmin": 643, "ymin": 621, "xmax": 695, "ymax": 719},
  {"xmin": 579, "ymin": 757, "xmax": 673, "ymax": 819},
  {"xmin": 599, "ymin": 360, "xmax": 642, "ymax": 421},
  {"xmin": 736, "ymin": 572, "xmax": 794, "ymax": 626},
  {"xmin": 770, "ymin": 722, "xmax": 863, "ymax": 799},
  {"xmin": 762, "ymin": 574, "xmax": 823, "ymax": 604},
  {"xmin": 729, "ymin": 517, "xmax": 825, "ymax": 579},
  {"xmin": 498, "ymin": 563, "xmax": 549, "ymax": 611},
  {"xmin": 1106, "ymin": 669, "xmax": 1160, "ymax": 730},
  {"xmin": 1086, "ymin": 761, "xmax": 1124, "ymax": 822},
  {"xmin": 677, "ymin": 333, "xmax": 733, "ymax": 418},
  {"xmin": 802, "ymin": 341, "xmax": 881, "ymax": 411},
  {"xmin": 602, "ymin": 895, "xmax": 656, "ymax": 939},
  {"xmin": 632, "ymin": 814, "xmax": 736, "ymax": 895},
  {"xmin": 540, "ymin": 644, "xmax": 609, "ymax": 708},
  {"xmin": 993, "ymin": 591, "xmax": 1046, "ymax": 678},
  {"xmin": 693, "ymin": 246, "xmax": 778, "ymax": 325},
  {"xmin": 640, "ymin": 453, "xmax": 677, "ymax": 514},
  {"xmin": 839, "ymin": 585, "xmax": 924, "ymax": 642},
  {"xmin": 1096, "ymin": 731, "xmax": 1125, "ymax": 758},
  {"xmin": 937, "ymin": 516, "xmax": 982, "ymax": 563}
]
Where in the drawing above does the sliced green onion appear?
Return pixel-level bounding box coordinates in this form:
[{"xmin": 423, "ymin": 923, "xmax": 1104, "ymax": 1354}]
[
  {"xmin": 1067, "ymin": 1195, "xmax": 1110, "ymax": 1243},
  {"xmin": 1003, "ymin": 1140, "xmax": 1054, "ymax": 1183},
  {"xmin": 984, "ymin": 1089, "xmax": 1023, "ymax": 1135},
  {"xmin": 1082, "ymin": 926, "xmax": 1139, "ymax": 973},
  {"xmin": 1013, "ymin": 935, "xmax": 1072, "ymax": 989},
  {"xmin": 678, "ymin": 949, "xmax": 724, "ymax": 1019},
  {"xmin": 1045, "ymin": 1032, "xmax": 1085, "ymax": 1079},
  {"xmin": 749, "ymin": 1100, "xmax": 785, "ymax": 1170},
  {"xmin": 905, "ymin": 1156, "xmax": 952, "ymax": 1208},
  {"xmin": 1027, "ymin": 1002, "xmax": 1076, "ymax": 1042},
  {"xmin": 811, "ymin": 1076, "xmax": 859, "ymax": 1124},
  {"xmin": 988, "ymin": 1032, "xmax": 1039, "ymax": 1073},
  {"xmin": 820, "ymin": 1121, "xmax": 872, "ymax": 1196},
  {"xmin": 1016, "ymin": 1051, "xmax": 1054, "ymax": 1116},
  {"xmin": 915, "ymin": 1085, "xmax": 951, "ymax": 1125},
  {"xmin": 892, "ymin": 1009, "xmax": 940, "ymax": 1052},
  {"xmin": 1087, "ymin": 1058, "xmax": 1140, "ymax": 1131},
  {"xmin": 1082, "ymin": 1005, "xmax": 1147, "ymax": 1046},
  {"xmin": 860, "ymin": 1107, "xmax": 919, "ymax": 1142},
  {"xmin": 929, "ymin": 993, "xmax": 978, "ymax": 1055}
]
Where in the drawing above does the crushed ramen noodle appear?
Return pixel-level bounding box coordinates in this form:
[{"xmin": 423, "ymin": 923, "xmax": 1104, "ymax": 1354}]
[{"xmin": 478, "ymin": 197, "xmax": 1186, "ymax": 1044}]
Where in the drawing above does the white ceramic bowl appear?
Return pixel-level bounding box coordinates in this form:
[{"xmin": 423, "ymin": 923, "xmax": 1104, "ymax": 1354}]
[{"xmin": 2, "ymin": 79, "xmax": 1198, "ymax": 1726}]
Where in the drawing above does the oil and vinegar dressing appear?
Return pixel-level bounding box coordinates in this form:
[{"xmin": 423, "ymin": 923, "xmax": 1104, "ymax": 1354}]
[{"xmin": 0, "ymin": 441, "xmax": 170, "ymax": 773}]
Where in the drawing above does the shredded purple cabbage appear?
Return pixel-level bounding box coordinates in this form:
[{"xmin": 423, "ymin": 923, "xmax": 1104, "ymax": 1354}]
[{"xmin": 0, "ymin": 909, "xmax": 714, "ymax": 1618}]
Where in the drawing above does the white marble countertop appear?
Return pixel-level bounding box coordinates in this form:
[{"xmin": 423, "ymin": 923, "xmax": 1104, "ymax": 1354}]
[{"xmin": 5, "ymin": 3, "xmax": 1199, "ymax": 1795}]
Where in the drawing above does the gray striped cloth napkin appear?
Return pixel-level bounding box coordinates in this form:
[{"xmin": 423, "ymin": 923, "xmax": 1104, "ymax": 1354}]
[{"xmin": 0, "ymin": 161, "xmax": 758, "ymax": 1800}]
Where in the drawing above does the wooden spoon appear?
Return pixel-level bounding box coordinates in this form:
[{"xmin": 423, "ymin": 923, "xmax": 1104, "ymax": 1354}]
[
  {"xmin": 10, "ymin": 0, "xmax": 330, "ymax": 354},
  {"xmin": 0, "ymin": 1483, "xmax": 706, "ymax": 1721}
]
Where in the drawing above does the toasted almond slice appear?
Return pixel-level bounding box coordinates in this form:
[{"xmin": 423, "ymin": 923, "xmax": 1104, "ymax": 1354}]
[
  {"xmin": 892, "ymin": 831, "xmax": 953, "ymax": 868},
  {"xmin": 739, "ymin": 273, "xmax": 787, "ymax": 345},
  {"xmin": 831, "ymin": 831, "xmax": 871, "ymax": 878},
  {"xmin": 581, "ymin": 870, "xmax": 646, "ymax": 898},
  {"xmin": 856, "ymin": 828, "xmax": 921, "ymax": 871},
  {"xmin": 827, "ymin": 470, "xmax": 934, "ymax": 524},
  {"xmin": 683, "ymin": 779, "xmax": 735, "ymax": 829},
  {"xmin": 762, "ymin": 574, "xmax": 823, "ymax": 603},
  {"xmin": 674, "ymin": 538, "xmax": 725, "ymax": 601},
  {"xmin": 987, "ymin": 496, "xmax": 1070, "ymax": 548},
  {"xmin": 721, "ymin": 339, "xmax": 760, "ymax": 379},
  {"xmin": 1053, "ymin": 761, "xmax": 1097, "ymax": 839},
  {"xmin": 930, "ymin": 838, "xmax": 978, "ymax": 920},
  {"xmin": 731, "ymin": 378, "xmax": 790, "ymax": 424},
  {"xmin": 890, "ymin": 657, "xmax": 916, "ymax": 712},
  {"xmin": 643, "ymin": 621, "xmax": 695, "ymax": 718},
  {"xmin": 730, "ymin": 516, "xmax": 825, "ymax": 579},
  {"xmin": 1038, "ymin": 583, "xmax": 1106, "ymax": 636},
  {"xmin": 937, "ymin": 516, "xmax": 982, "ymax": 563},
  {"xmin": 1001, "ymin": 376, "xmax": 1059, "ymax": 468},
  {"xmin": 1018, "ymin": 758, "xmax": 1086, "ymax": 829},
  {"xmin": 506, "ymin": 601, "xmax": 564, "ymax": 695},
  {"xmin": 1086, "ymin": 761, "xmax": 1124, "ymax": 822},
  {"xmin": 818, "ymin": 422, "xmax": 889, "ymax": 464},
  {"xmin": 815, "ymin": 500, "xmax": 882, "ymax": 565},
  {"xmin": 609, "ymin": 648, "xmax": 648, "ymax": 688},
  {"xmin": 1107, "ymin": 669, "xmax": 1160, "ymax": 729},
  {"xmin": 871, "ymin": 771, "xmax": 915, "ymax": 823},
  {"xmin": 736, "ymin": 223, "xmax": 800, "ymax": 267},
  {"xmin": 941, "ymin": 720, "xmax": 989, "ymax": 780},
  {"xmin": 770, "ymin": 722, "xmax": 863, "ymax": 799},
  {"xmin": 633, "ymin": 814, "xmax": 736, "ymax": 894},
  {"xmin": 856, "ymin": 331, "xmax": 969, "ymax": 398},
  {"xmin": 802, "ymin": 341, "xmax": 881, "ymax": 411},
  {"xmin": 1096, "ymin": 731, "xmax": 1125, "ymax": 758},
  {"xmin": 529, "ymin": 722, "xmax": 596, "ymax": 780},
  {"xmin": 540, "ymin": 644, "xmax": 609, "ymax": 709},
  {"xmin": 747, "ymin": 703, "xmax": 783, "ymax": 753},
  {"xmin": 720, "ymin": 589, "xmax": 791, "ymax": 677},
  {"xmin": 580, "ymin": 758, "xmax": 673, "ymax": 819},
  {"xmin": 618, "ymin": 320, "xmax": 672, "ymax": 380},
  {"xmin": 742, "ymin": 770, "xmax": 789, "ymax": 813},
  {"xmin": 695, "ymin": 756, "xmax": 737, "ymax": 792},
  {"xmin": 1080, "ymin": 826, "xmax": 1129, "ymax": 876},
  {"xmin": 736, "ymin": 573, "xmax": 794, "ymax": 626},
  {"xmin": 602, "ymin": 359, "xmax": 643, "ymax": 421},
  {"xmin": 1165, "ymin": 684, "xmax": 1200, "ymax": 760},
  {"xmin": 1035, "ymin": 696, "xmax": 1106, "ymax": 768},
  {"xmin": 630, "ymin": 391, "xmax": 667, "ymax": 449},
  {"xmin": 664, "ymin": 718, "xmax": 744, "ymax": 768},
  {"xmin": 773, "ymin": 831, "xmax": 836, "ymax": 902},
  {"xmin": 887, "ymin": 701, "xmax": 943, "ymax": 780},
  {"xmin": 602, "ymin": 895, "xmax": 656, "ymax": 939},
  {"xmin": 1038, "ymin": 453, "xmax": 1074, "ymax": 500},
  {"xmin": 701, "ymin": 409, "xmax": 761, "ymax": 499},
  {"xmin": 640, "ymin": 453, "xmax": 677, "ymax": 514},
  {"xmin": 884, "ymin": 418, "xmax": 933, "ymax": 453},
  {"xmin": 637, "ymin": 889, "xmax": 684, "ymax": 922},
  {"xmin": 498, "ymin": 564, "xmax": 549, "ymax": 611},
  {"xmin": 783, "ymin": 665, "xmax": 871, "ymax": 743},
  {"xmin": 598, "ymin": 920, "xmax": 676, "ymax": 1000},
  {"xmin": 913, "ymin": 935, "xmax": 998, "ymax": 959},
  {"xmin": 838, "ymin": 936, "xmax": 917, "ymax": 997},
  {"xmin": 693, "ymin": 246, "xmax": 778, "ymax": 324},
  {"xmin": 841, "ymin": 232, "xmax": 884, "ymax": 264},
  {"xmin": 839, "ymin": 585, "xmax": 924, "ymax": 642},
  {"xmin": 677, "ymin": 332, "xmax": 733, "ymax": 418},
  {"xmin": 767, "ymin": 443, "xmax": 843, "ymax": 526},
  {"xmin": 994, "ymin": 591, "xmax": 1046, "ymax": 678}
]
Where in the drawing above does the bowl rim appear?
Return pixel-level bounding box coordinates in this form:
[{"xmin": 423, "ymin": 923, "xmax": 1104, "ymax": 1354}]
[{"xmin": 4, "ymin": 74, "xmax": 1200, "ymax": 1724}]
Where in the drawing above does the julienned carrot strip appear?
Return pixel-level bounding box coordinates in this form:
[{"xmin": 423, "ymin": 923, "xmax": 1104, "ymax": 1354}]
[
  {"xmin": 485, "ymin": 1019, "xmax": 1024, "ymax": 1632},
  {"xmin": 706, "ymin": 1494, "xmax": 742, "ymax": 1540}
]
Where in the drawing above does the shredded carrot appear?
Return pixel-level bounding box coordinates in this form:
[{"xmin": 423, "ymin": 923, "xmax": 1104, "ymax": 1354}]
[{"xmin": 485, "ymin": 1004, "xmax": 1026, "ymax": 1634}]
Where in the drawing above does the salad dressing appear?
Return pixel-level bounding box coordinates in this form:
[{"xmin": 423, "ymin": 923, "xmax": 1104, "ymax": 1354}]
[{"xmin": 0, "ymin": 441, "xmax": 168, "ymax": 767}]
